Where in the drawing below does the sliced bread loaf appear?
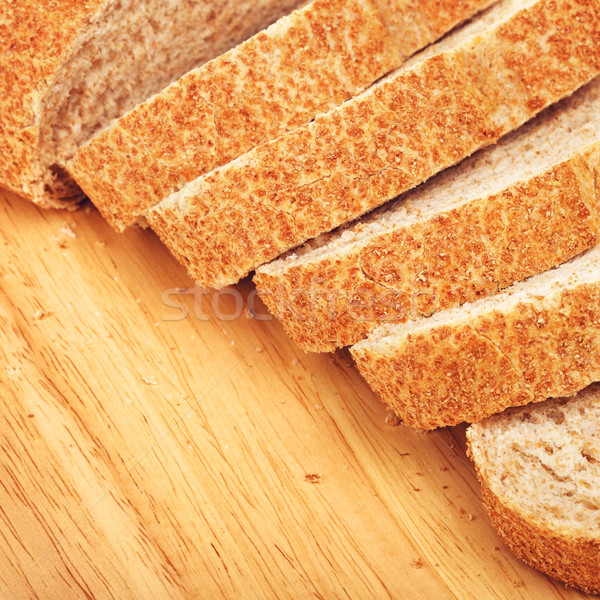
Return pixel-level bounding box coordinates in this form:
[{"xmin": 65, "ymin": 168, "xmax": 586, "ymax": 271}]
[
  {"xmin": 68, "ymin": 0, "xmax": 496, "ymax": 231},
  {"xmin": 254, "ymin": 76, "xmax": 600, "ymax": 352},
  {"xmin": 1, "ymin": 0, "xmax": 303, "ymax": 208},
  {"xmin": 351, "ymin": 244, "xmax": 600, "ymax": 430},
  {"xmin": 68, "ymin": 0, "xmax": 396, "ymax": 230},
  {"xmin": 467, "ymin": 384, "xmax": 600, "ymax": 594},
  {"xmin": 147, "ymin": 0, "xmax": 600, "ymax": 289}
]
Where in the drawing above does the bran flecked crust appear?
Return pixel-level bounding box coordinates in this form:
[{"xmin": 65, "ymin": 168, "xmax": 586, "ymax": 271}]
[
  {"xmin": 148, "ymin": 0, "xmax": 600, "ymax": 289},
  {"xmin": 351, "ymin": 258, "xmax": 600, "ymax": 429},
  {"xmin": 480, "ymin": 482, "xmax": 600, "ymax": 595},
  {"xmin": 2, "ymin": 0, "xmax": 305, "ymax": 208},
  {"xmin": 254, "ymin": 142, "xmax": 600, "ymax": 352}
]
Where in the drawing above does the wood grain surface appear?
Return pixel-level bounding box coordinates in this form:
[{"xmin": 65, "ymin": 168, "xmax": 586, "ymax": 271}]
[{"xmin": 0, "ymin": 187, "xmax": 593, "ymax": 599}]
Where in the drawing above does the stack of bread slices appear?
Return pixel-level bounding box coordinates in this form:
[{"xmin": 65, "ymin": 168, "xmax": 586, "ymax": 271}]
[{"xmin": 3, "ymin": 0, "xmax": 600, "ymax": 592}]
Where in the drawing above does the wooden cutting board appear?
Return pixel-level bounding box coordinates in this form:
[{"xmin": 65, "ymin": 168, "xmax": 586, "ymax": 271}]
[{"xmin": 0, "ymin": 187, "xmax": 593, "ymax": 600}]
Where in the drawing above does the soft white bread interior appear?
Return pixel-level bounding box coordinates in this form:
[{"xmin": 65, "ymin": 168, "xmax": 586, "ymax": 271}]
[{"xmin": 467, "ymin": 385, "xmax": 600, "ymax": 594}]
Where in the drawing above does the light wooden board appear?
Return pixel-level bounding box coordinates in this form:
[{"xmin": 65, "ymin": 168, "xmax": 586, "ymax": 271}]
[{"xmin": 0, "ymin": 187, "xmax": 593, "ymax": 600}]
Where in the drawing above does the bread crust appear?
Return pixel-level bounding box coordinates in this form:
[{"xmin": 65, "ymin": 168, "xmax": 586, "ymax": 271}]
[
  {"xmin": 68, "ymin": 0, "xmax": 399, "ymax": 231},
  {"xmin": 466, "ymin": 391, "xmax": 600, "ymax": 593},
  {"xmin": 148, "ymin": 0, "xmax": 600, "ymax": 289},
  {"xmin": 254, "ymin": 143, "xmax": 600, "ymax": 352},
  {"xmin": 0, "ymin": 0, "xmax": 107, "ymax": 206},
  {"xmin": 478, "ymin": 480, "xmax": 600, "ymax": 594},
  {"xmin": 351, "ymin": 274, "xmax": 600, "ymax": 429}
]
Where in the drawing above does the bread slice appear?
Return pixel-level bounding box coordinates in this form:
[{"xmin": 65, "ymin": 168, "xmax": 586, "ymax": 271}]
[
  {"xmin": 467, "ymin": 384, "xmax": 600, "ymax": 594},
  {"xmin": 254, "ymin": 76, "xmax": 600, "ymax": 352},
  {"xmin": 0, "ymin": 0, "xmax": 303, "ymax": 208},
  {"xmin": 351, "ymin": 244, "xmax": 600, "ymax": 430},
  {"xmin": 67, "ymin": 0, "xmax": 496, "ymax": 232},
  {"xmin": 147, "ymin": 0, "xmax": 600, "ymax": 289}
]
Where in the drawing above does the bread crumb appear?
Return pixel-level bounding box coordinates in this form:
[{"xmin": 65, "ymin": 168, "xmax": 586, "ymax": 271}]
[
  {"xmin": 53, "ymin": 236, "xmax": 68, "ymax": 249},
  {"xmin": 60, "ymin": 222, "xmax": 77, "ymax": 239},
  {"xmin": 27, "ymin": 413, "xmax": 34, "ymax": 418},
  {"xmin": 385, "ymin": 411, "xmax": 402, "ymax": 426},
  {"xmin": 125, "ymin": 397, "xmax": 132, "ymax": 404},
  {"xmin": 230, "ymin": 340, "xmax": 236, "ymax": 346},
  {"xmin": 314, "ymin": 404, "xmax": 323, "ymax": 411},
  {"xmin": 32, "ymin": 309, "xmax": 52, "ymax": 322},
  {"xmin": 256, "ymin": 346, "xmax": 264, "ymax": 354},
  {"xmin": 303, "ymin": 474, "xmax": 322, "ymax": 484},
  {"xmin": 291, "ymin": 358, "xmax": 299, "ymax": 366},
  {"xmin": 411, "ymin": 559, "xmax": 423, "ymax": 570},
  {"xmin": 142, "ymin": 376, "xmax": 158, "ymax": 385},
  {"xmin": 276, "ymin": 398, "xmax": 286, "ymax": 405},
  {"xmin": 467, "ymin": 513, "xmax": 475, "ymax": 521},
  {"xmin": 6, "ymin": 366, "xmax": 21, "ymax": 379}
]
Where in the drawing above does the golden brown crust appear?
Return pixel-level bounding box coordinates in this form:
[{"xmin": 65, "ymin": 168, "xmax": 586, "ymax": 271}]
[
  {"xmin": 419, "ymin": 0, "xmax": 496, "ymax": 38},
  {"xmin": 148, "ymin": 0, "xmax": 600, "ymax": 289},
  {"xmin": 352, "ymin": 323, "xmax": 536, "ymax": 429},
  {"xmin": 69, "ymin": 0, "xmax": 399, "ymax": 231},
  {"xmin": 351, "ymin": 278, "xmax": 600, "ymax": 429},
  {"xmin": 254, "ymin": 145, "xmax": 600, "ymax": 352},
  {"xmin": 0, "ymin": 0, "xmax": 106, "ymax": 203},
  {"xmin": 373, "ymin": 0, "xmax": 496, "ymax": 62},
  {"xmin": 478, "ymin": 481, "xmax": 600, "ymax": 594}
]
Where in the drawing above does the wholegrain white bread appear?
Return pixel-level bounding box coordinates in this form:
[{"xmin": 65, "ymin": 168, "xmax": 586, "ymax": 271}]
[
  {"xmin": 467, "ymin": 385, "xmax": 600, "ymax": 594},
  {"xmin": 68, "ymin": 0, "xmax": 496, "ymax": 231},
  {"xmin": 254, "ymin": 76, "xmax": 600, "ymax": 352},
  {"xmin": 148, "ymin": 0, "xmax": 600, "ymax": 289},
  {"xmin": 351, "ymin": 244, "xmax": 600, "ymax": 430},
  {"xmin": 0, "ymin": 0, "xmax": 302, "ymax": 208}
]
